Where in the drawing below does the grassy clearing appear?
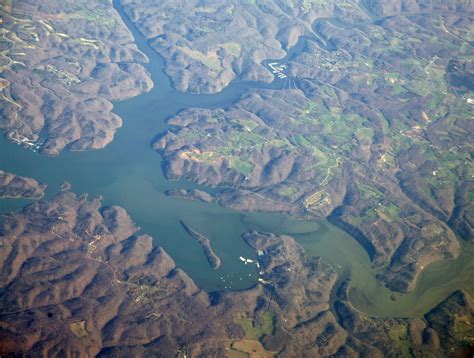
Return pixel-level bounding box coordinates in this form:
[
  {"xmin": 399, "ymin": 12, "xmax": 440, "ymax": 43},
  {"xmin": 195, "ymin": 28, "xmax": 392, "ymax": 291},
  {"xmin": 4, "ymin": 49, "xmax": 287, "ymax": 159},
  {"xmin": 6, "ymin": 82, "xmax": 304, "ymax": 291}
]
[
  {"xmin": 229, "ymin": 340, "xmax": 274, "ymax": 358},
  {"xmin": 388, "ymin": 324, "xmax": 413, "ymax": 358},
  {"xmin": 357, "ymin": 183, "xmax": 383, "ymax": 200},
  {"xmin": 229, "ymin": 157, "xmax": 254, "ymax": 176},
  {"xmin": 235, "ymin": 312, "xmax": 275, "ymax": 341},
  {"xmin": 220, "ymin": 42, "xmax": 241, "ymax": 57},
  {"xmin": 278, "ymin": 186, "xmax": 298, "ymax": 197},
  {"xmin": 69, "ymin": 321, "xmax": 88, "ymax": 337},
  {"xmin": 179, "ymin": 47, "xmax": 222, "ymax": 71},
  {"xmin": 295, "ymin": 99, "xmax": 371, "ymax": 161},
  {"xmin": 186, "ymin": 151, "xmax": 217, "ymax": 163},
  {"xmin": 304, "ymin": 190, "xmax": 331, "ymax": 209},
  {"xmin": 375, "ymin": 203, "xmax": 401, "ymax": 223},
  {"xmin": 69, "ymin": 6, "xmax": 116, "ymax": 29}
]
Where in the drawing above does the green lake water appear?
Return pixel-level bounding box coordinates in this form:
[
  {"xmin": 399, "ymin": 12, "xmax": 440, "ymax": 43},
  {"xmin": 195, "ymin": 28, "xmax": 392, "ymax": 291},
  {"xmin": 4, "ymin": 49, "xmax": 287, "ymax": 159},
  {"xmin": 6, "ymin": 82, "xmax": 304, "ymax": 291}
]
[{"xmin": 0, "ymin": 0, "xmax": 472, "ymax": 318}]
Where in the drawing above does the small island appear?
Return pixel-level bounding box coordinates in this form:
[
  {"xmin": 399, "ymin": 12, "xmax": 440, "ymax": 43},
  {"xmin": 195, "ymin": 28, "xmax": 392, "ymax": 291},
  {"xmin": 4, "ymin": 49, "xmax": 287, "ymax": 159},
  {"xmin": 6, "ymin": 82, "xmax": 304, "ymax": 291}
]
[
  {"xmin": 60, "ymin": 181, "xmax": 72, "ymax": 192},
  {"xmin": 180, "ymin": 221, "xmax": 221, "ymax": 270}
]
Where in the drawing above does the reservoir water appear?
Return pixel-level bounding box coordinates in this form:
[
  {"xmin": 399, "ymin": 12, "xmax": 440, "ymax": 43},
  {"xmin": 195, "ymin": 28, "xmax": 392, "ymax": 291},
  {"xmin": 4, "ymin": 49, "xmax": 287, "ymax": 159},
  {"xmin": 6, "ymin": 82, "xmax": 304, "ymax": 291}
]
[{"xmin": 0, "ymin": 0, "xmax": 473, "ymax": 318}]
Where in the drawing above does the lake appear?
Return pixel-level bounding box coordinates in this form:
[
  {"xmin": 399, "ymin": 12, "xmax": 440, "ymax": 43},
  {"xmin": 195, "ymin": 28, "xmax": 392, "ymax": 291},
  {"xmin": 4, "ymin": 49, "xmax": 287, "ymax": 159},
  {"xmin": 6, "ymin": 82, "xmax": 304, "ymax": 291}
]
[{"xmin": 0, "ymin": 0, "xmax": 472, "ymax": 318}]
